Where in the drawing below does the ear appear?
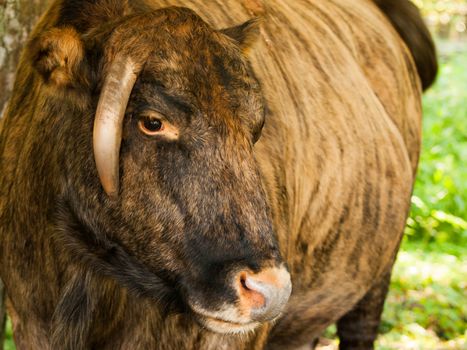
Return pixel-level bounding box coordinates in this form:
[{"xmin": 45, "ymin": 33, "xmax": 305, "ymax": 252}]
[
  {"xmin": 221, "ymin": 18, "xmax": 261, "ymax": 54},
  {"xmin": 31, "ymin": 27, "xmax": 85, "ymax": 87}
]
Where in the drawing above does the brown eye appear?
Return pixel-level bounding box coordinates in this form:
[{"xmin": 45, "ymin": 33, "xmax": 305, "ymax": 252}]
[{"xmin": 138, "ymin": 116, "xmax": 164, "ymax": 135}]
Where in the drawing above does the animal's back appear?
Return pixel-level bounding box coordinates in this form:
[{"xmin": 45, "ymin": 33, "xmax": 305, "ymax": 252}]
[{"xmin": 250, "ymin": 1, "xmax": 421, "ymax": 344}]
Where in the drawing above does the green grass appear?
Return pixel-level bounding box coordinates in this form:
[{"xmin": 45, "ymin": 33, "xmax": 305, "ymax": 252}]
[
  {"xmin": 377, "ymin": 239, "xmax": 466, "ymax": 350},
  {"xmin": 4, "ymin": 318, "xmax": 14, "ymax": 350}
]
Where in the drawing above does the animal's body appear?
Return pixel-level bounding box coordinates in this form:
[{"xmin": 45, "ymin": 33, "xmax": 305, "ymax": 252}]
[{"xmin": 0, "ymin": 0, "xmax": 436, "ymax": 349}]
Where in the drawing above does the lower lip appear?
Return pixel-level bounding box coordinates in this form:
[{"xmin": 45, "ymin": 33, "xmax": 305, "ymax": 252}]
[{"xmin": 196, "ymin": 314, "xmax": 260, "ymax": 334}]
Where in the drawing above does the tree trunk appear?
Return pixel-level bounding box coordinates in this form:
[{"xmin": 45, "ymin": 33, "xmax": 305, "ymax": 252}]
[
  {"xmin": 0, "ymin": 0, "xmax": 50, "ymax": 116},
  {"xmin": 1, "ymin": 1, "xmax": 51, "ymax": 348}
]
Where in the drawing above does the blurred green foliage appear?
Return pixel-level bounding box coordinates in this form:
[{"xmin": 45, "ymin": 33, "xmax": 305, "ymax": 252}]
[
  {"xmin": 413, "ymin": 0, "xmax": 467, "ymax": 39},
  {"xmin": 415, "ymin": 0, "xmax": 467, "ymax": 16},
  {"xmin": 378, "ymin": 239, "xmax": 466, "ymax": 349},
  {"xmin": 406, "ymin": 51, "xmax": 467, "ymax": 248},
  {"xmin": 4, "ymin": 318, "xmax": 13, "ymax": 350}
]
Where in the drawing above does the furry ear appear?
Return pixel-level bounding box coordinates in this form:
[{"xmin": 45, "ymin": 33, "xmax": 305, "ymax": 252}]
[
  {"xmin": 31, "ymin": 27, "xmax": 85, "ymax": 87},
  {"xmin": 221, "ymin": 18, "xmax": 261, "ymax": 54}
]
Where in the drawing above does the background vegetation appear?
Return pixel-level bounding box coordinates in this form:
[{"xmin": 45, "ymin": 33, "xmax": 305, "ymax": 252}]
[{"xmin": 2, "ymin": 0, "xmax": 466, "ymax": 349}]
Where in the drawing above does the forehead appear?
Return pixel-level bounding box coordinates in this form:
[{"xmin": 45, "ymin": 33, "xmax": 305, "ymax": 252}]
[{"xmin": 135, "ymin": 15, "xmax": 260, "ymax": 114}]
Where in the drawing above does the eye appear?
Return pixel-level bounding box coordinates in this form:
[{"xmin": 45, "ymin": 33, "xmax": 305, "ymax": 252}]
[
  {"xmin": 136, "ymin": 111, "xmax": 180, "ymax": 140},
  {"xmin": 138, "ymin": 116, "xmax": 164, "ymax": 135}
]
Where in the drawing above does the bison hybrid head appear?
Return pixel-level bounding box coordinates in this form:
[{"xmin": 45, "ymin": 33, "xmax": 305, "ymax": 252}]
[{"xmin": 32, "ymin": 7, "xmax": 290, "ymax": 333}]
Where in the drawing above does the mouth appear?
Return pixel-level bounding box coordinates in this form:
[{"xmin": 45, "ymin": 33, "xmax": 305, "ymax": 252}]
[{"xmin": 193, "ymin": 311, "xmax": 261, "ymax": 334}]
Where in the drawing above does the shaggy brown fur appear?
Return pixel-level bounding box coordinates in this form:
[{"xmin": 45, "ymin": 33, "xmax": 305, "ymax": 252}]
[{"xmin": 0, "ymin": 0, "xmax": 436, "ymax": 349}]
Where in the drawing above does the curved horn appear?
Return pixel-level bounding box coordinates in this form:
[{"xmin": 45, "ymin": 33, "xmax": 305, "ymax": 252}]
[{"xmin": 93, "ymin": 55, "xmax": 139, "ymax": 199}]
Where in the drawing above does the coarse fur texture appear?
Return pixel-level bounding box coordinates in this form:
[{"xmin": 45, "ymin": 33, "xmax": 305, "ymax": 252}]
[{"xmin": 0, "ymin": 0, "xmax": 436, "ymax": 349}]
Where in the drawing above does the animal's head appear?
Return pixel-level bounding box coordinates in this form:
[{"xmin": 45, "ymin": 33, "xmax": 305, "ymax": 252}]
[{"xmin": 32, "ymin": 4, "xmax": 290, "ymax": 333}]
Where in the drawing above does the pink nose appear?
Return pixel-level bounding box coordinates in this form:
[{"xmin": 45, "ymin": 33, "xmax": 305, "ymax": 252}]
[{"xmin": 236, "ymin": 266, "xmax": 292, "ymax": 322}]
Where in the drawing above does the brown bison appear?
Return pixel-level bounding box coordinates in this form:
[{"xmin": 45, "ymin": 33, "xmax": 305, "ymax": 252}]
[{"xmin": 0, "ymin": 0, "xmax": 436, "ymax": 349}]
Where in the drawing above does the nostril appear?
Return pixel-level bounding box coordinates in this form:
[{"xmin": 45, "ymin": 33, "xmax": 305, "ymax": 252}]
[
  {"xmin": 236, "ymin": 267, "xmax": 292, "ymax": 322},
  {"xmin": 238, "ymin": 273, "xmax": 266, "ymax": 309},
  {"xmin": 240, "ymin": 274, "xmax": 248, "ymax": 290}
]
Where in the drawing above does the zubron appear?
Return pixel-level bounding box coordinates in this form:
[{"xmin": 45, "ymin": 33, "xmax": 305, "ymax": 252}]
[{"xmin": 0, "ymin": 0, "xmax": 436, "ymax": 349}]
